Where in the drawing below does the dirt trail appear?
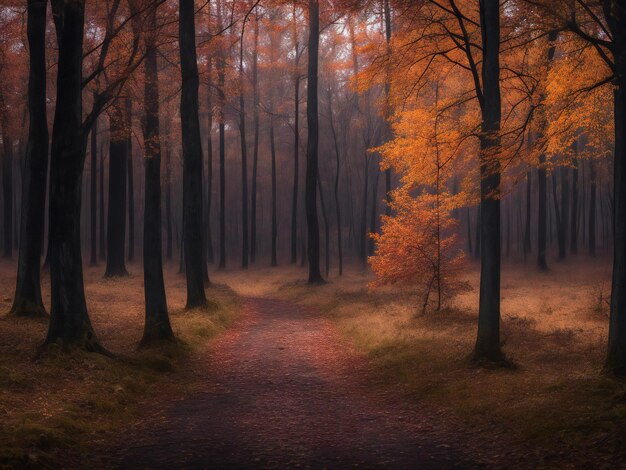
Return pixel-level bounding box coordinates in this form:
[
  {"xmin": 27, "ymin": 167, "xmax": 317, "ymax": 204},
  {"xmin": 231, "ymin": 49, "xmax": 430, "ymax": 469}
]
[{"xmin": 112, "ymin": 298, "xmax": 481, "ymax": 469}]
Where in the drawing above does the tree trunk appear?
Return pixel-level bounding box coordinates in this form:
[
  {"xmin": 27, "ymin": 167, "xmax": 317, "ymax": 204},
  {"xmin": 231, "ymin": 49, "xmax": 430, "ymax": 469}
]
[
  {"xmin": 126, "ymin": 98, "xmax": 135, "ymax": 263},
  {"xmin": 305, "ymin": 0, "xmax": 323, "ymax": 284},
  {"xmin": 250, "ymin": 15, "xmax": 260, "ymax": 264},
  {"xmin": 165, "ymin": 143, "xmax": 173, "ymax": 260},
  {"xmin": 45, "ymin": 0, "xmax": 102, "ymax": 351},
  {"xmin": 206, "ymin": 56, "xmax": 215, "ymax": 265},
  {"xmin": 368, "ymin": 163, "xmax": 380, "ymax": 256},
  {"xmin": 318, "ymin": 176, "xmax": 330, "ymax": 278},
  {"xmin": 99, "ymin": 136, "xmax": 106, "ymax": 261},
  {"xmin": 360, "ymin": 156, "xmax": 369, "ymax": 264},
  {"xmin": 537, "ymin": 156, "xmax": 548, "ymax": 270},
  {"xmin": 524, "ymin": 169, "xmax": 531, "ymax": 258},
  {"xmin": 141, "ymin": 4, "xmax": 174, "ymax": 344},
  {"xmin": 607, "ymin": 5, "xmax": 626, "ymax": 373},
  {"xmin": 270, "ymin": 120, "xmax": 278, "ymax": 267},
  {"xmin": 0, "ymin": 91, "xmax": 13, "ymax": 259},
  {"xmin": 383, "ymin": 0, "xmax": 393, "ymax": 216},
  {"xmin": 589, "ymin": 159, "xmax": 597, "ymax": 256},
  {"xmin": 473, "ymin": 0, "xmax": 502, "ymax": 362},
  {"xmin": 217, "ymin": 2, "xmax": 226, "ymax": 270},
  {"xmin": 11, "ymin": 0, "xmax": 49, "ymax": 317},
  {"xmin": 570, "ymin": 156, "xmax": 578, "ymax": 254},
  {"xmin": 328, "ymin": 90, "xmax": 343, "ymax": 276},
  {"xmin": 90, "ymin": 114, "xmax": 97, "ymax": 265},
  {"xmin": 291, "ymin": 75, "xmax": 300, "ymax": 264},
  {"xmin": 104, "ymin": 98, "xmax": 129, "ymax": 278},
  {"xmin": 180, "ymin": 0, "xmax": 208, "ymax": 308},
  {"xmin": 239, "ymin": 34, "xmax": 249, "ymax": 269}
]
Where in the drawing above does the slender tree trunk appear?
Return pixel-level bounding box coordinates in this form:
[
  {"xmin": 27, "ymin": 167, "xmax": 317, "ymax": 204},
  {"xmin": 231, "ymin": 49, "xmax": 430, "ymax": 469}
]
[
  {"xmin": 239, "ymin": 31, "xmax": 249, "ymax": 269},
  {"xmin": 589, "ymin": 159, "xmax": 597, "ymax": 256},
  {"xmin": 11, "ymin": 0, "xmax": 49, "ymax": 317},
  {"xmin": 473, "ymin": 0, "xmax": 502, "ymax": 362},
  {"xmin": 328, "ymin": 90, "xmax": 343, "ymax": 276},
  {"xmin": 206, "ymin": 57, "xmax": 215, "ymax": 265},
  {"xmin": 104, "ymin": 98, "xmax": 129, "ymax": 278},
  {"xmin": 383, "ymin": 0, "xmax": 393, "ymax": 216},
  {"xmin": 368, "ymin": 163, "xmax": 380, "ymax": 256},
  {"xmin": 126, "ymin": 98, "xmax": 135, "ymax": 263},
  {"xmin": 571, "ymin": 156, "xmax": 579, "ymax": 254},
  {"xmin": 474, "ymin": 205, "xmax": 481, "ymax": 259},
  {"xmin": 524, "ymin": 169, "xmax": 531, "ymax": 258},
  {"xmin": 318, "ymin": 176, "xmax": 330, "ymax": 278},
  {"xmin": 141, "ymin": 5, "xmax": 174, "ymax": 344},
  {"xmin": 180, "ymin": 0, "xmax": 208, "ymax": 308},
  {"xmin": 217, "ymin": 2, "xmax": 226, "ymax": 270},
  {"xmin": 270, "ymin": 120, "xmax": 278, "ymax": 267},
  {"xmin": 250, "ymin": 14, "xmax": 259, "ymax": 264},
  {"xmin": 305, "ymin": 0, "xmax": 323, "ymax": 283},
  {"xmin": 165, "ymin": 144, "xmax": 173, "ymax": 260},
  {"xmin": 291, "ymin": 75, "xmax": 300, "ymax": 264},
  {"xmin": 537, "ymin": 156, "xmax": 548, "ymax": 270},
  {"xmin": 45, "ymin": 0, "xmax": 102, "ymax": 351},
  {"xmin": 0, "ymin": 91, "xmax": 13, "ymax": 259},
  {"xmin": 560, "ymin": 166, "xmax": 569, "ymax": 259},
  {"xmin": 466, "ymin": 207, "xmax": 473, "ymax": 254},
  {"xmin": 99, "ymin": 137, "xmax": 106, "ymax": 261},
  {"xmin": 360, "ymin": 156, "xmax": 369, "ymax": 263}
]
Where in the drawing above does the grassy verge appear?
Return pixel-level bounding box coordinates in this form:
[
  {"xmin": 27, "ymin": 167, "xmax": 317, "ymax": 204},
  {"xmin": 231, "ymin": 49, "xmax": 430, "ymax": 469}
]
[
  {"xmin": 0, "ymin": 266, "xmax": 239, "ymax": 469},
  {"xmin": 237, "ymin": 261, "xmax": 626, "ymax": 467}
]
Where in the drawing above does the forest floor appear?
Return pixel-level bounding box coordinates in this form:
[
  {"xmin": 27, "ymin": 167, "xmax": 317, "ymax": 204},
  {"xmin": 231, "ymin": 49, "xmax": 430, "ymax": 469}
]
[
  {"xmin": 215, "ymin": 257, "xmax": 626, "ymax": 468},
  {"xmin": 1, "ymin": 258, "xmax": 625, "ymax": 468},
  {"xmin": 0, "ymin": 263, "xmax": 239, "ymax": 468}
]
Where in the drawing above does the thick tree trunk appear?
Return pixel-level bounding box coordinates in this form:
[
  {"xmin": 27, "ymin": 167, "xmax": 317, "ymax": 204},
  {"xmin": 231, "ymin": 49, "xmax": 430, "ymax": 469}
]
[
  {"xmin": 45, "ymin": 0, "xmax": 102, "ymax": 351},
  {"xmin": 305, "ymin": 0, "xmax": 323, "ymax": 284},
  {"xmin": 104, "ymin": 99, "xmax": 129, "ymax": 278},
  {"xmin": 608, "ymin": 6, "xmax": 626, "ymax": 372},
  {"xmin": 11, "ymin": 0, "xmax": 49, "ymax": 317},
  {"xmin": 126, "ymin": 98, "xmax": 135, "ymax": 263},
  {"xmin": 474, "ymin": 0, "xmax": 502, "ymax": 362},
  {"xmin": 141, "ymin": 5, "xmax": 174, "ymax": 344},
  {"xmin": 180, "ymin": 0, "xmax": 208, "ymax": 308}
]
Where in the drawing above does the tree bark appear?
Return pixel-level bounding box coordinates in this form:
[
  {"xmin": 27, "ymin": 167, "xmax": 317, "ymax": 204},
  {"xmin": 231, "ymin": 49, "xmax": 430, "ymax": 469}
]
[
  {"xmin": 524, "ymin": 169, "xmax": 531, "ymax": 258},
  {"xmin": 45, "ymin": 0, "xmax": 102, "ymax": 351},
  {"xmin": 239, "ymin": 27, "xmax": 249, "ymax": 269},
  {"xmin": 305, "ymin": 0, "xmax": 323, "ymax": 283},
  {"xmin": 104, "ymin": 98, "xmax": 129, "ymax": 278},
  {"xmin": 0, "ymin": 90, "xmax": 13, "ymax": 259},
  {"xmin": 126, "ymin": 97, "xmax": 135, "ymax": 263},
  {"xmin": 165, "ymin": 143, "xmax": 173, "ymax": 260},
  {"xmin": 537, "ymin": 155, "xmax": 548, "ymax": 269},
  {"xmin": 473, "ymin": 0, "xmax": 502, "ymax": 362},
  {"xmin": 570, "ymin": 156, "xmax": 579, "ymax": 254},
  {"xmin": 589, "ymin": 159, "xmax": 597, "ymax": 256},
  {"xmin": 206, "ymin": 55, "xmax": 215, "ymax": 265},
  {"xmin": 217, "ymin": 1, "xmax": 226, "ymax": 270},
  {"xmin": 90, "ymin": 114, "xmax": 97, "ymax": 266},
  {"xmin": 180, "ymin": 0, "xmax": 208, "ymax": 308},
  {"xmin": 99, "ymin": 136, "xmax": 106, "ymax": 261},
  {"xmin": 11, "ymin": 0, "xmax": 49, "ymax": 317},
  {"xmin": 270, "ymin": 119, "xmax": 278, "ymax": 267},
  {"xmin": 141, "ymin": 3, "xmax": 174, "ymax": 344},
  {"xmin": 250, "ymin": 14, "xmax": 260, "ymax": 264}
]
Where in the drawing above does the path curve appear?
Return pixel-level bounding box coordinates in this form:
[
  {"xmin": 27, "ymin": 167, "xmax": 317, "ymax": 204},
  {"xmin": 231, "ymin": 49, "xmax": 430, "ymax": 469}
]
[{"xmin": 114, "ymin": 298, "xmax": 481, "ymax": 469}]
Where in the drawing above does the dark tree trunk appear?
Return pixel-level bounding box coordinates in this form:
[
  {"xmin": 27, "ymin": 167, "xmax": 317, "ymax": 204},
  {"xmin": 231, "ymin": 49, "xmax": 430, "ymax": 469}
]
[
  {"xmin": 291, "ymin": 75, "xmax": 300, "ymax": 264},
  {"xmin": 368, "ymin": 163, "xmax": 380, "ymax": 256},
  {"xmin": 165, "ymin": 144, "xmax": 173, "ymax": 260},
  {"xmin": 90, "ymin": 114, "xmax": 97, "ymax": 266},
  {"xmin": 466, "ymin": 207, "xmax": 472, "ymax": 254},
  {"xmin": 328, "ymin": 90, "xmax": 343, "ymax": 275},
  {"xmin": 45, "ymin": 0, "xmax": 102, "ymax": 351},
  {"xmin": 607, "ymin": 5, "xmax": 626, "ymax": 373},
  {"xmin": 571, "ymin": 156, "xmax": 579, "ymax": 254},
  {"xmin": 383, "ymin": 0, "xmax": 393, "ymax": 216},
  {"xmin": 11, "ymin": 0, "xmax": 49, "ymax": 317},
  {"xmin": 560, "ymin": 166, "xmax": 569, "ymax": 259},
  {"xmin": 180, "ymin": 0, "xmax": 208, "ymax": 308},
  {"xmin": 270, "ymin": 120, "xmax": 278, "ymax": 267},
  {"xmin": 250, "ymin": 15, "xmax": 260, "ymax": 264},
  {"xmin": 239, "ymin": 37, "xmax": 249, "ymax": 269},
  {"xmin": 206, "ymin": 56, "xmax": 215, "ymax": 265},
  {"xmin": 524, "ymin": 169, "xmax": 531, "ymax": 258},
  {"xmin": 589, "ymin": 159, "xmax": 597, "ymax": 256},
  {"xmin": 104, "ymin": 99, "xmax": 129, "ymax": 278},
  {"xmin": 126, "ymin": 98, "xmax": 135, "ymax": 263},
  {"xmin": 0, "ymin": 92, "xmax": 13, "ymax": 259},
  {"xmin": 318, "ymin": 176, "xmax": 330, "ymax": 279},
  {"xmin": 99, "ymin": 137, "xmax": 106, "ymax": 261},
  {"xmin": 217, "ymin": 3, "xmax": 226, "ymax": 270},
  {"xmin": 474, "ymin": 206, "xmax": 481, "ymax": 260},
  {"xmin": 360, "ymin": 156, "xmax": 369, "ymax": 264},
  {"xmin": 473, "ymin": 0, "xmax": 502, "ymax": 362},
  {"xmin": 141, "ymin": 4, "xmax": 174, "ymax": 344},
  {"xmin": 537, "ymin": 156, "xmax": 548, "ymax": 270},
  {"xmin": 305, "ymin": 0, "xmax": 323, "ymax": 284}
]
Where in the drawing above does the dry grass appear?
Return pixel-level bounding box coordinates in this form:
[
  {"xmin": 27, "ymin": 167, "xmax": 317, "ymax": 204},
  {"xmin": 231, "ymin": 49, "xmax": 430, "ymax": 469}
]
[
  {"xmin": 217, "ymin": 258, "xmax": 626, "ymax": 467},
  {"xmin": 0, "ymin": 262, "xmax": 239, "ymax": 469}
]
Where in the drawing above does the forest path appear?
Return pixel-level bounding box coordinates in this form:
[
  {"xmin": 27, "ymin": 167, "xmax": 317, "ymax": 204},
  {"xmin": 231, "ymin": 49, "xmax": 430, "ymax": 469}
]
[{"xmin": 114, "ymin": 297, "xmax": 480, "ymax": 469}]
